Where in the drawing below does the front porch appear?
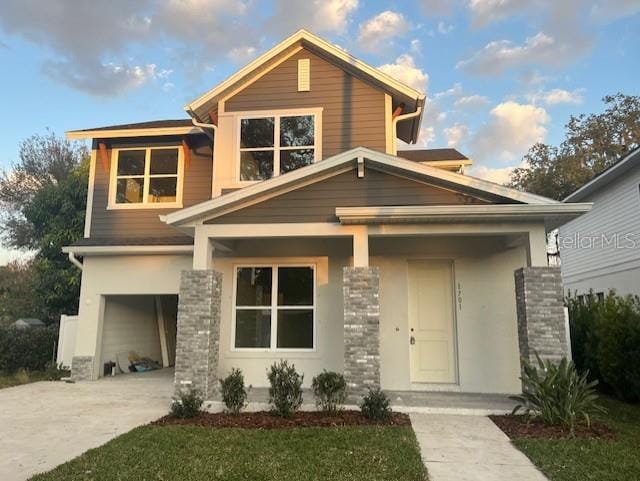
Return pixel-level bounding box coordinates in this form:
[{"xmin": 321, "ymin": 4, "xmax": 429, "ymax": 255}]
[{"xmin": 173, "ymin": 221, "xmax": 569, "ymax": 399}]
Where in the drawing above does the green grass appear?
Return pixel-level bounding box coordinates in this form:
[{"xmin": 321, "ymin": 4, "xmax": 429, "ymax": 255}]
[
  {"xmin": 30, "ymin": 425, "xmax": 428, "ymax": 481},
  {"xmin": 0, "ymin": 370, "xmax": 52, "ymax": 389},
  {"xmin": 513, "ymin": 397, "xmax": 640, "ymax": 481}
]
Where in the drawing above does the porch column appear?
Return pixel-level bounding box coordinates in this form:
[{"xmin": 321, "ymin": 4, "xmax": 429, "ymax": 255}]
[
  {"xmin": 514, "ymin": 267, "xmax": 568, "ymax": 366},
  {"xmin": 343, "ymin": 228, "xmax": 380, "ymax": 396},
  {"xmin": 174, "ymin": 268, "xmax": 222, "ymax": 399}
]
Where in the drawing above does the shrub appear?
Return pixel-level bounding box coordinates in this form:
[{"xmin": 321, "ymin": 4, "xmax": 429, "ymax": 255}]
[
  {"xmin": 512, "ymin": 353, "xmax": 605, "ymax": 436},
  {"xmin": 0, "ymin": 325, "xmax": 58, "ymax": 373},
  {"xmin": 267, "ymin": 360, "xmax": 303, "ymax": 417},
  {"xmin": 170, "ymin": 387, "xmax": 204, "ymax": 419},
  {"xmin": 567, "ymin": 291, "xmax": 640, "ymax": 401},
  {"xmin": 360, "ymin": 387, "xmax": 392, "ymax": 421},
  {"xmin": 312, "ymin": 370, "xmax": 347, "ymax": 412},
  {"xmin": 43, "ymin": 361, "xmax": 69, "ymax": 381},
  {"xmin": 219, "ymin": 368, "xmax": 250, "ymax": 414},
  {"xmin": 593, "ymin": 293, "xmax": 640, "ymax": 401}
]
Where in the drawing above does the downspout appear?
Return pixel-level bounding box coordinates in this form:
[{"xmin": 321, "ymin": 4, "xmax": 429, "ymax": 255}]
[
  {"xmin": 68, "ymin": 252, "xmax": 83, "ymax": 270},
  {"xmin": 392, "ymin": 106, "xmax": 423, "ymax": 153}
]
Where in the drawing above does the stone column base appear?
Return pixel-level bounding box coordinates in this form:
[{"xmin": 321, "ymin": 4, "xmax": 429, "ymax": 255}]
[
  {"xmin": 515, "ymin": 267, "xmax": 568, "ymax": 365},
  {"xmin": 174, "ymin": 269, "xmax": 222, "ymax": 399},
  {"xmin": 343, "ymin": 266, "xmax": 380, "ymax": 397},
  {"xmin": 71, "ymin": 356, "xmax": 94, "ymax": 381}
]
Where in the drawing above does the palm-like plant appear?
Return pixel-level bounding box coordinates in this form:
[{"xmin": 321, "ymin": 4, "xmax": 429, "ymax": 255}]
[{"xmin": 511, "ymin": 353, "xmax": 606, "ymax": 437}]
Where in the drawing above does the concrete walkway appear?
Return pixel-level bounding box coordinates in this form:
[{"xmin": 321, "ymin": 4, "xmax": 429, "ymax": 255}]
[
  {"xmin": 0, "ymin": 369, "xmax": 173, "ymax": 481},
  {"xmin": 410, "ymin": 414, "xmax": 549, "ymax": 481}
]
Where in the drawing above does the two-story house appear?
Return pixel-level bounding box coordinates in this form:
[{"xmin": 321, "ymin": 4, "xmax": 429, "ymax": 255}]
[{"xmin": 63, "ymin": 30, "xmax": 590, "ymax": 398}]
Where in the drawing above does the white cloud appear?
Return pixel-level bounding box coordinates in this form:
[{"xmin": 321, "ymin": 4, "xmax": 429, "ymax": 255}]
[
  {"xmin": 227, "ymin": 45, "xmax": 258, "ymax": 62},
  {"xmin": 470, "ymin": 101, "xmax": 549, "ymax": 162},
  {"xmin": 378, "ymin": 54, "xmax": 428, "ymax": 93},
  {"xmin": 435, "ymin": 83, "xmax": 463, "ymax": 98},
  {"xmin": 591, "ymin": 0, "xmax": 640, "ymax": 21},
  {"xmin": 42, "ymin": 61, "xmax": 157, "ymax": 96},
  {"xmin": 444, "ymin": 123, "xmax": 469, "ymax": 147},
  {"xmin": 467, "ymin": 164, "xmax": 517, "ymax": 185},
  {"xmin": 469, "ymin": 0, "xmax": 533, "ymax": 26},
  {"xmin": 437, "ymin": 21, "xmax": 453, "ymax": 34},
  {"xmin": 457, "ymin": 32, "xmax": 557, "ymax": 75},
  {"xmin": 528, "ymin": 88, "xmax": 584, "ymax": 105},
  {"xmin": 269, "ymin": 0, "xmax": 359, "ymax": 35},
  {"xmin": 358, "ymin": 11, "xmax": 408, "ymax": 50},
  {"xmin": 454, "ymin": 94, "xmax": 490, "ymax": 109},
  {"xmin": 410, "ymin": 39, "xmax": 422, "ymax": 55},
  {"xmin": 419, "ymin": 0, "xmax": 460, "ymax": 15}
]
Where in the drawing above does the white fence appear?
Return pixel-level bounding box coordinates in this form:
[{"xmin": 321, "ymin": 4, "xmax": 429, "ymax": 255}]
[{"xmin": 56, "ymin": 315, "xmax": 78, "ymax": 369}]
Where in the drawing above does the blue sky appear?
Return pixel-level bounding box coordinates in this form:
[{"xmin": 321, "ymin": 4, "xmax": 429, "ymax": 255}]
[{"xmin": 0, "ymin": 0, "xmax": 639, "ymax": 263}]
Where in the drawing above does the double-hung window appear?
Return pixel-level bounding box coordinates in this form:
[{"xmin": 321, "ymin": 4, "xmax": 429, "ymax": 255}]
[
  {"xmin": 110, "ymin": 146, "xmax": 183, "ymax": 208},
  {"xmin": 233, "ymin": 265, "xmax": 315, "ymax": 350},
  {"xmin": 239, "ymin": 112, "xmax": 318, "ymax": 181}
]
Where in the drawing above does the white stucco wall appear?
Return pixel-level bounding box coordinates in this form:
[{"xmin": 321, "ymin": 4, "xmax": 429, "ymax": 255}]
[
  {"xmin": 74, "ymin": 254, "xmax": 191, "ymax": 378},
  {"xmin": 100, "ymin": 296, "xmax": 163, "ymax": 371}
]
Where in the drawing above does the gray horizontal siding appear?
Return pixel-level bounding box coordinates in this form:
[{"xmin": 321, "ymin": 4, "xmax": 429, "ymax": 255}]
[
  {"xmin": 225, "ymin": 48, "xmax": 387, "ymax": 156},
  {"xmin": 207, "ymin": 168, "xmax": 489, "ymax": 224},
  {"xmin": 90, "ymin": 135, "xmax": 212, "ymax": 240},
  {"xmin": 560, "ymin": 167, "xmax": 640, "ymax": 281}
]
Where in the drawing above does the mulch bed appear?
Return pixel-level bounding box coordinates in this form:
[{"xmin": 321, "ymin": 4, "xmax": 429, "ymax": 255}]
[
  {"xmin": 490, "ymin": 414, "xmax": 615, "ymax": 440},
  {"xmin": 153, "ymin": 410, "xmax": 411, "ymax": 429}
]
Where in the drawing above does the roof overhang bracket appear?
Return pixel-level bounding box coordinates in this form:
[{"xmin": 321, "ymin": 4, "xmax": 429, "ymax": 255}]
[{"xmin": 357, "ymin": 156, "xmax": 365, "ymax": 178}]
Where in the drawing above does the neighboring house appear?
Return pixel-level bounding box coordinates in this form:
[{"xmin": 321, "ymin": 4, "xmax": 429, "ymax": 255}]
[
  {"xmin": 560, "ymin": 147, "xmax": 640, "ymax": 299},
  {"xmin": 62, "ymin": 30, "xmax": 590, "ymax": 397},
  {"xmin": 11, "ymin": 318, "xmax": 46, "ymax": 329}
]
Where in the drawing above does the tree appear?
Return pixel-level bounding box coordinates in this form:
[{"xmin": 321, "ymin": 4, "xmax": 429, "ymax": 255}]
[
  {"xmin": 0, "ymin": 261, "xmax": 42, "ymax": 327},
  {"xmin": 0, "ymin": 131, "xmax": 88, "ymax": 322},
  {"xmin": 509, "ymin": 94, "xmax": 640, "ymax": 200}
]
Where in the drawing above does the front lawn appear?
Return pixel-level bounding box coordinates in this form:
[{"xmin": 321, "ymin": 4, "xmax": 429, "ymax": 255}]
[
  {"xmin": 30, "ymin": 424, "xmax": 428, "ymax": 481},
  {"xmin": 512, "ymin": 397, "xmax": 640, "ymax": 481}
]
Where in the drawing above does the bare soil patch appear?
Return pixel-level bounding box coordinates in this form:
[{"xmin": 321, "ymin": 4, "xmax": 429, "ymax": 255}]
[
  {"xmin": 490, "ymin": 414, "xmax": 614, "ymax": 440},
  {"xmin": 153, "ymin": 410, "xmax": 410, "ymax": 429}
]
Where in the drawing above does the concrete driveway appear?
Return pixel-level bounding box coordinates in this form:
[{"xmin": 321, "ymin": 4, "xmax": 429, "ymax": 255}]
[{"xmin": 0, "ymin": 369, "xmax": 173, "ymax": 481}]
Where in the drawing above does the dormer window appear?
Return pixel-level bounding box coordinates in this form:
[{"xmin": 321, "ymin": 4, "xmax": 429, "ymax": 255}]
[
  {"xmin": 109, "ymin": 146, "xmax": 184, "ymax": 209},
  {"xmin": 239, "ymin": 111, "xmax": 320, "ymax": 181}
]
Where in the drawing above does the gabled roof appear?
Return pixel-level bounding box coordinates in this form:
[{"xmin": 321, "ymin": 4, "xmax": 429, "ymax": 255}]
[
  {"xmin": 564, "ymin": 146, "xmax": 640, "ymax": 202},
  {"xmin": 398, "ymin": 148, "xmax": 468, "ymax": 162},
  {"xmin": 185, "ymin": 29, "xmax": 426, "ymax": 143},
  {"xmin": 162, "ymin": 147, "xmax": 563, "ymax": 228}
]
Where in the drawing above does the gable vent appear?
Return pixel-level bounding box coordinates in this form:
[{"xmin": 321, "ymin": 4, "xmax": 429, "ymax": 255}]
[{"xmin": 298, "ymin": 58, "xmax": 310, "ymax": 92}]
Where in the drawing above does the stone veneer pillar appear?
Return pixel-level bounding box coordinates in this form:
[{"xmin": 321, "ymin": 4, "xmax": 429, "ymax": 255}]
[
  {"xmin": 174, "ymin": 269, "xmax": 222, "ymax": 399},
  {"xmin": 71, "ymin": 356, "xmax": 94, "ymax": 381},
  {"xmin": 514, "ymin": 267, "xmax": 568, "ymax": 365},
  {"xmin": 343, "ymin": 266, "xmax": 380, "ymax": 396}
]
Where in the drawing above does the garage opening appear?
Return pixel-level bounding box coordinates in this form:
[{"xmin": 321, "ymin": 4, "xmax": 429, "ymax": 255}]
[{"xmin": 100, "ymin": 295, "xmax": 178, "ymax": 377}]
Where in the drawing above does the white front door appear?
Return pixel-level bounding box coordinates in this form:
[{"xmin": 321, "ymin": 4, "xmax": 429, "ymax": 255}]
[{"xmin": 408, "ymin": 260, "xmax": 457, "ymax": 384}]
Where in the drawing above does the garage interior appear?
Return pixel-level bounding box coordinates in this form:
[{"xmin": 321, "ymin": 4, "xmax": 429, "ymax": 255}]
[{"xmin": 99, "ymin": 295, "xmax": 178, "ymax": 377}]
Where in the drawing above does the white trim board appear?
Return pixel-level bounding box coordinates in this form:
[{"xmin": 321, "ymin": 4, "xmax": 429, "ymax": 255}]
[
  {"xmin": 62, "ymin": 245, "xmax": 194, "ymax": 256},
  {"xmin": 162, "ymin": 147, "xmax": 562, "ymax": 228},
  {"xmin": 66, "ymin": 126, "xmax": 202, "ymax": 140}
]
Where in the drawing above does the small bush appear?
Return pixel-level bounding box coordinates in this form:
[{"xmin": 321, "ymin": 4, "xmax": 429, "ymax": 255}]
[
  {"xmin": 219, "ymin": 368, "xmax": 250, "ymax": 414},
  {"xmin": 360, "ymin": 387, "xmax": 392, "ymax": 421},
  {"xmin": 567, "ymin": 290, "xmax": 640, "ymax": 401},
  {"xmin": 512, "ymin": 353, "xmax": 605, "ymax": 436},
  {"xmin": 267, "ymin": 360, "xmax": 303, "ymax": 417},
  {"xmin": 0, "ymin": 326, "xmax": 58, "ymax": 373},
  {"xmin": 312, "ymin": 370, "xmax": 347, "ymax": 412},
  {"xmin": 43, "ymin": 361, "xmax": 69, "ymax": 381},
  {"xmin": 170, "ymin": 387, "xmax": 204, "ymax": 419}
]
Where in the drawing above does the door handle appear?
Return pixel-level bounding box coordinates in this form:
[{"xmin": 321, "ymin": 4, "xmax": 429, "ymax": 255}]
[{"xmin": 410, "ymin": 336, "xmax": 415, "ymax": 345}]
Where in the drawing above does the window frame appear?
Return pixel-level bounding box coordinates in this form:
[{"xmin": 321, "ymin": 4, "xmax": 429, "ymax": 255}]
[
  {"xmin": 108, "ymin": 146, "xmax": 185, "ymax": 210},
  {"xmin": 235, "ymin": 108, "xmax": 323, "ymax": 184},
  {"xmin": 231, "ymin": 263, "xmax": 317, "ymax": 352}
]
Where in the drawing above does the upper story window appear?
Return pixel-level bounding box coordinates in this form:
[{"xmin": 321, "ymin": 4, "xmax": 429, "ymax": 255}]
[
  {"xmin": 109, "ymin": 146, "xmax": 183, "ymax": 209},
  {"xmin": 239, "ymin": 112, "xmax": 318, "ymax": 181}
]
